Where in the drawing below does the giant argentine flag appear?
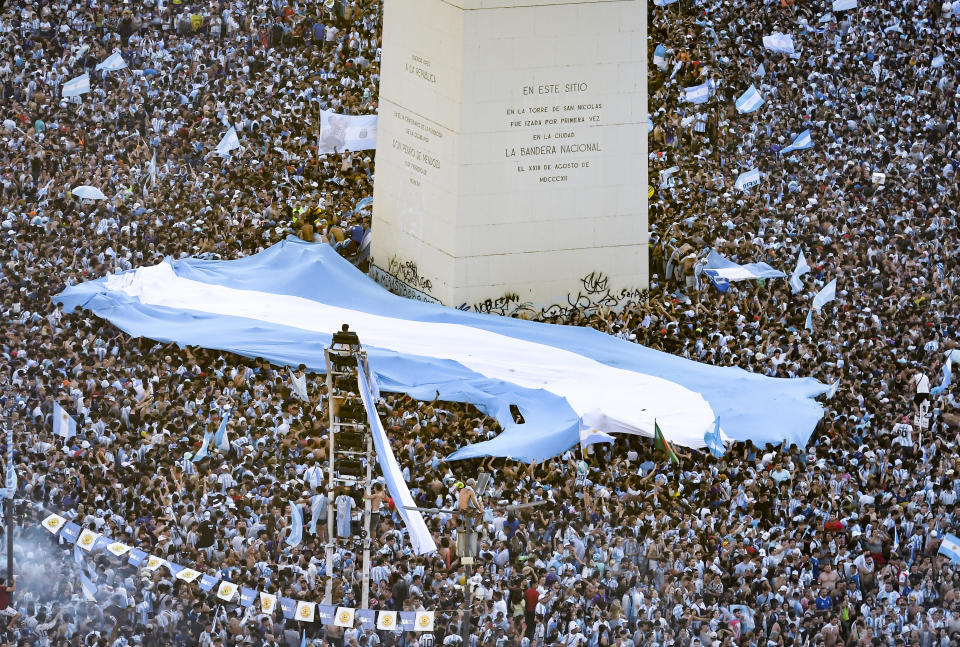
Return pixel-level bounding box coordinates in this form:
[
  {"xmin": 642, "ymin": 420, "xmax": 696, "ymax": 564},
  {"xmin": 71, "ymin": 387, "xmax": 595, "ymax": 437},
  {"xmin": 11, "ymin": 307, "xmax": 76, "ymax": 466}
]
[{"xmin": 55, "ymin": 239, "xmax": 828, "ymax": 460}]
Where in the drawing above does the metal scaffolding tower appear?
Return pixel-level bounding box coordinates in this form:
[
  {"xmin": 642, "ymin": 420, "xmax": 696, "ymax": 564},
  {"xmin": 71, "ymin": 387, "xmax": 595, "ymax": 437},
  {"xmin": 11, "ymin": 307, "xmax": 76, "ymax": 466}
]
[{"xmin": 323, "ymin": 325, "xmax": 374, "ymax": 608}]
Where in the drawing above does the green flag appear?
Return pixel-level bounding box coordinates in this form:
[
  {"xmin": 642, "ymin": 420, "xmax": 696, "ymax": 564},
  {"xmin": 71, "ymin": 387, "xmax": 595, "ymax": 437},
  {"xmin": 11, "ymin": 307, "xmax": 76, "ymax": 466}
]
[{"xmin": 654, "ymin": 420, "xmax": 679, "ymax": 465}]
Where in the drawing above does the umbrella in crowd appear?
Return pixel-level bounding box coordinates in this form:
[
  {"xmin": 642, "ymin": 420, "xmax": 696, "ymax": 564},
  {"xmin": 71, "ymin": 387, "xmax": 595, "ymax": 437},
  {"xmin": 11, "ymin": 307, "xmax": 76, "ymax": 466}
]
[{"xmin": 70, "ymin": 186, "xmax": 108, "ymax": 201}]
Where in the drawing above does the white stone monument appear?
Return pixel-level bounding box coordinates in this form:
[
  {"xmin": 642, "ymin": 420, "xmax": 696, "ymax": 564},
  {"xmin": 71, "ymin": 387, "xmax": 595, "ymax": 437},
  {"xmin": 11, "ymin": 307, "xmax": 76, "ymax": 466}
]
[{"xmin": 371, "ymin": 0, "xmax": 646, "ymax": 310}]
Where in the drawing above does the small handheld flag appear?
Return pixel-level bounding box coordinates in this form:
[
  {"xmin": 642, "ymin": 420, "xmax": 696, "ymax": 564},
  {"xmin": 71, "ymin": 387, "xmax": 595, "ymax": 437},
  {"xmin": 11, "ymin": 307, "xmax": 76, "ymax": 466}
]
[
  {"xmin": 286, "ymin": 501, "xmax": 304, "ymax": 547},
  {"xmin": 53, "ymin": 402, "xmax": 77, "ymax": 439},
  {"xmin": 80, "ymin": 572, "xmax": 98, "ymax": 601},
  {"xmin": 938, "ymin": 533, "xmax": 960, "ymax": 565},
  {"xmin": 735, "ymin": 85, "xmax": 765, "ymax": 114},
  {"xmin": 704, "ymin": 418, "xmax": 726, "ymax": 458},
  {"xmin": 781, "ymin": 129, "xmax": 813, "ymax": 155},
  {"xmin": 95, "ymin": 51, "xmax": 128, "ymax": 72},
  {"xmin": 789, "ymin": 251, "xmax": 810, "ymax": 294},
  {"xmin": 812, "ymin": 278, "xmax": 838, "ymax": 313},
  {"xmin": 654, "ymin": 421, "xmax": 680, "ymax": 465},
  {"xmin": 193, "ymin": 432, "xmax": 212, "ymax": 463},
  {"xmin": 214, "ymin": 413, "xmax": 231, "ymax": 452},
  {"xmin": 579, "ymin": 426, "xmax": 615, "ymax": 448},
  {"xmin": 62, "ymin": 73, "xmax": 91, "ymax": 98}
]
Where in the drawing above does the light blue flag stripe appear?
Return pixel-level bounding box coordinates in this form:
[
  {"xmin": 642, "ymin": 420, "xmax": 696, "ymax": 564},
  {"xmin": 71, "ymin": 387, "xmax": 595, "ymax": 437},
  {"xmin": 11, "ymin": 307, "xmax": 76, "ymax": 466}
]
[
  {"xmin": 279, "ymin": 597, "xmax": 297, "ymax": 619},
  {"xmin": 127, "ymin": 548, "xmax": 148, "ymax": 567},
  {"xmin": 199, "ymin": 573, "xmax": 220, "ymax": 592},
  {"xmin": 805, "ymin": 309, "xmax": 814, "ymax": 332},
  {"xmin": 61, "ymin": 521, "xmax": 81, "ymax": 544},
  {"xmin": 54, "ymin": 238, "xmax": 829, "ymax": 456},
  {"xmin": 356, "ymin": 609, "xmax": 376, "ymax": 629},
  {"xmin": 286, "ymin": 501, "xmax": 303, "ymax": 547},
  {"xmin": 240, "ymin": 587, "xmax": 258, "ymax": 607}
]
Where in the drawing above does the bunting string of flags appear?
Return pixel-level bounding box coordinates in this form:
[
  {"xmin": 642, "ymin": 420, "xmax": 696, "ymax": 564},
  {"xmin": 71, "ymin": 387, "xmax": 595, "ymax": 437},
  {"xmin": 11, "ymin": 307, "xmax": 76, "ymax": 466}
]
[{"xmin": 39, "ymin": 510, "xmax": 436, "ymax": 631}]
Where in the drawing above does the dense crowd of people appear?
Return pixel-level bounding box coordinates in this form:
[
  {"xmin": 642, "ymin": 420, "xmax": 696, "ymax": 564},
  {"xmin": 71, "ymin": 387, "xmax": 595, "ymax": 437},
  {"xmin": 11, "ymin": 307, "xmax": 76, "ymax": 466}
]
[{"xmin": 1, "ymin": 0, "xmax": 959, "ymax": 646}]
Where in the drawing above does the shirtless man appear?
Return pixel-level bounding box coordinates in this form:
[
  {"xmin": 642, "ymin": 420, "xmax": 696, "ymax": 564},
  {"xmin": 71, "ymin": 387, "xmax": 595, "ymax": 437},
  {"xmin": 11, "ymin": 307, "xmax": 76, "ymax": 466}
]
[{"xmin": 458, "ymin": 478, "xmax": 484, "ymax": 514}]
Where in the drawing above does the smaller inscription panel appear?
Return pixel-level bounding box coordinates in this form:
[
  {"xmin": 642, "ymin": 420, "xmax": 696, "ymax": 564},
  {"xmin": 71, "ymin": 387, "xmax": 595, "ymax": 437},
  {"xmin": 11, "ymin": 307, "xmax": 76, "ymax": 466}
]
[{"xmin": 502, "ymin": 82, "xmax": 604, "ymax": 185}]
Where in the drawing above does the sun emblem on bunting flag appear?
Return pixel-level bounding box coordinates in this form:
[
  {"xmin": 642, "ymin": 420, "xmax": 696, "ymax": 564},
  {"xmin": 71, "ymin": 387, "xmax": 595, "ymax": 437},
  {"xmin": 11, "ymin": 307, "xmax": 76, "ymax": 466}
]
[
  {"xmin": 146, "ymin": 556, "xmax": 163, "ymax": 570},
  {"xmin": 106, "ymin": 542, "xmax": 130, "ymax": 556},
  {"xmin": 376, "ymin": 611, "xmax": 398, "ymax": 630},
  {"xmin": 415, "ymin": 611, "xmax": 435, "ymax": 631},
  {"xmin": 177, "ymin": 568, "xmax": 201, "ymax": 583},
  {"xmin": 295, "ymin": 601, "xmax": 315, "ymax": 622},
  {"xmin": 260, "ymin": 593, "xmax": 276, "ymax": 613},
  {"xmin": 334, "ymin": 606, "xmax": 356, "ymax": 627},
  {"xmin": 77, "ymin": 529, "xmax": 98, "ymax": 550},
  {"xmin": 41, "ymin": 514, "xmax": 65, "ymax": 533}
]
